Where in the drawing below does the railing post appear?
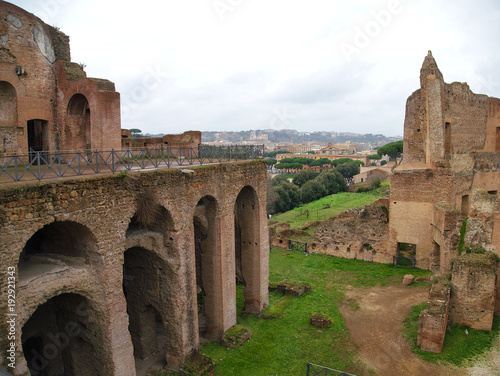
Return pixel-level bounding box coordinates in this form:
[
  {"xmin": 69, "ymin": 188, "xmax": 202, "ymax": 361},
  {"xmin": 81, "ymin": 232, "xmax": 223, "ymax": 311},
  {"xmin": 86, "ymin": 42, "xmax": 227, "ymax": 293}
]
[
  {"xmin": 13, "ymin": 155, "xmax": 19, "ymax": 181},
  {"xmin": 37, "ymin": 152, "xmax": 42, "ymax": 181}
]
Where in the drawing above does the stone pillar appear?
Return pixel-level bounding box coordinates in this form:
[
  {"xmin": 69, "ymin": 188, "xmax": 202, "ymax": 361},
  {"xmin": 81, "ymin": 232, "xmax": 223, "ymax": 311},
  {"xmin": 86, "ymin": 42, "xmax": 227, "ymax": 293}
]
[
  {"xmin": 449, "ymin": 253, "xmax": 497, "ymax": 330},
  {"xmin": 417, "ymin": 282, "xmax": 450, "ymax": 353}
]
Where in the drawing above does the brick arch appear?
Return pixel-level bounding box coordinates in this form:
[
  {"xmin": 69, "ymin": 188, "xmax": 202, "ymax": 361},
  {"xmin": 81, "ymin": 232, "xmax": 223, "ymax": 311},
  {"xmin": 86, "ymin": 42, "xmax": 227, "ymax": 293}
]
[
  {"xmin": 0, "ymin": 74, "xmax": 27, "ymax": 96},
  {"xmin": 193, "ymin": 194, "xmax": 225, "ymax": 340},
  {"xmin": 234, "ymin": 185, "xmax": 263, "ymax": 314},
  {"xmin": 0, "ymin": 81, "xmax": 17, "ymax": 127},
  {"xmin": 67, "ymin": 93, "xmax": 89, "ymax": 115},
  {"xmin": 18, "ymin": 220, "xmax": 99, "ymax": 270},
  {"xmin": 20, "ymin": 291, "xmax": 113, "ymax": 376},
  {"xmin": 122, "ymin": 246, "xmax": 170, "ymax": 366}
]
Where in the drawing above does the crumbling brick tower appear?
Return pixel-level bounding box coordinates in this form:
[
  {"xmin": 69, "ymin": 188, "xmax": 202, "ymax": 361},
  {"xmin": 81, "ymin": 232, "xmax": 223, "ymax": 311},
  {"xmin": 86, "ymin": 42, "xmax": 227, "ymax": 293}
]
[
  {"xmin": 389, "ymin": 51, "xmax": 500, "ymax": 318},
  {"xmin": 390, "ymin": 51, "xmax": 500, "ymax": 271},
  {"xmin": 0, "ymin": 1, "xmax": 121, "ymax": 155}
]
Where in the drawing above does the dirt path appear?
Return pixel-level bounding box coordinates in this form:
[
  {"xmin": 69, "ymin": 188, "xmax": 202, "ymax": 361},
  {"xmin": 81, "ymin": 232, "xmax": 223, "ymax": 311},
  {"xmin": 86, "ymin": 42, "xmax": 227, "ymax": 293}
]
[{"xmin": 338, "ymin": 284, "xmax": 464, "ymax": 376}]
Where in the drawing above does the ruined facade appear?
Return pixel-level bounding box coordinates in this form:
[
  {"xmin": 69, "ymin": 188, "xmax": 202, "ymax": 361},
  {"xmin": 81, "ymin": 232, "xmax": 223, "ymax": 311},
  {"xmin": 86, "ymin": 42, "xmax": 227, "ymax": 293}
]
[
  {"xmin": 0, "ymin": 160, "xmax": 269, "ymax": 375},
  {"xmin": 389, "ymin": 52, "xmax": 499, "ymax": 342},
  {"xmin": 0, "ymin": 1, "xmax": 121, "ymax": 155},
  {"xmin": 311, "ymin": 201, "xmax": 392, "ymax": 263},
  {"xmin": 121, "ymin": 130, "xmax": 202, "ymax": 153},
  {"xmin": 389, "ymin": 51, "xmax": 499, "ymax": 273}
]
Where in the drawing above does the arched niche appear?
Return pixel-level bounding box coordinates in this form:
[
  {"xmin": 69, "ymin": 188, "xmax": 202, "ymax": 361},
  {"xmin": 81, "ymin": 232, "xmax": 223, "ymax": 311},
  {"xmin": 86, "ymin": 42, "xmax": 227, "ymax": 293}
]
[
  {"xmin": 67, "ymin": 93, "xmax": 89, "ymax": 116},
  {"xmin": 0, "ymin": 81, "xmax": 17, "ymax": 127},
  {"xmin": 66, "ymin": 93, "xmax": 91, "ymax": 150},
  {"xmin": 234, "ymin": 185, "xmax": 262, "ymax": 314},
  {"xmin": 21, "ymin": 293, "xmax": 111, "ymax": 376}
]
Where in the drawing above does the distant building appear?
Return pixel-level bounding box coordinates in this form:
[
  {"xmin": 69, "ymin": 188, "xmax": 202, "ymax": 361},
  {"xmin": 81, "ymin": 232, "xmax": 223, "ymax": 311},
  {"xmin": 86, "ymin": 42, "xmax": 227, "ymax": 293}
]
[
  {"xmin": 317, "ymin": 142, "xmax": 357, "ymax": 155},
  {"xmin": 276, "ymin": 153, "xmax": 369, "ymax": 165},
  {"xmin": 353, "ymin": 167, "xmax": 391, "ymax": 184}
]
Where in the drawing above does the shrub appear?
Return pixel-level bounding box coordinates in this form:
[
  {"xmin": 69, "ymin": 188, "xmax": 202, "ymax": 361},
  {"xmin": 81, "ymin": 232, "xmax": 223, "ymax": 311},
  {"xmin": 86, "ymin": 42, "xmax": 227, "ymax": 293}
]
[{"xmin": 300, "ymin": 180, "xmax": 327, "ymax": 203}]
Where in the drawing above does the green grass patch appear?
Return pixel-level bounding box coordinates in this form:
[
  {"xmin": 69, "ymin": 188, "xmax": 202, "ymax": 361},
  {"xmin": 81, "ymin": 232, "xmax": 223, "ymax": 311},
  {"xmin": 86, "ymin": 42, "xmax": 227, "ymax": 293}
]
[
  {"xmin": 259, "ymin": 295, "xmax": 295, "ymax": 319},
  {"xmin": 404, "ymin": 303, "xmax": 500, "ymax": 366},
  {"xmin": 270, "ymin": 181, "xmax": 389, "ymax": 231},
  {"xmin": 201, "ymin": 247, "xmax": 431, "ymax": 375}
]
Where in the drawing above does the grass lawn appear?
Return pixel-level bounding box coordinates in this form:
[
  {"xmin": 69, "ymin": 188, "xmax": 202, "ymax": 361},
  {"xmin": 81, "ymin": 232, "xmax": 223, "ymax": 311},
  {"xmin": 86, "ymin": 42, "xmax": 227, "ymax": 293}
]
[
  {"xmin": 200, "ymin": 247, "xmax": 432, "ymax": 376},
  {"xmin": 269, "ymin": 181, "xmax": 390, "ymax": 242}
]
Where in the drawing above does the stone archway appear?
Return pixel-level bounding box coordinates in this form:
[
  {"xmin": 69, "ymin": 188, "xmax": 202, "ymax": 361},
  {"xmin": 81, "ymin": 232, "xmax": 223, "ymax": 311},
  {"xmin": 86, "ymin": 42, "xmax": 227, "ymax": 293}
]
[
  {"xmin": 18, "ymin": 221, "xmax": 97, "ymax": 280},
  {"xmin": 123, "ymin": 247, "xmax": 167, "ymax": 372},
  {"xmin": 193, "ymin": 195, "xmax": 223, "ymax": 341},
  {"xmin": 235, "ymin": 186, "xmax": 263, "ymax": 314},
  {"xmin": 21, "ymin": 293, "xmax": 111, "ymax": 376},
  {"xmin": 124, "ymin": 200, "xmax": 180, "ymax": 373}
]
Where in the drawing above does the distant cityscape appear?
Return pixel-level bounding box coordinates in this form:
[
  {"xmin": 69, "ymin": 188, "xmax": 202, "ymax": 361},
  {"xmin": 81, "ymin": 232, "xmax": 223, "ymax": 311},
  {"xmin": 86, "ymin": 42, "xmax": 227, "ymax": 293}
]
[{"xmin": 140, "ymin": 129, "xmax": 402, "ymax": 153}]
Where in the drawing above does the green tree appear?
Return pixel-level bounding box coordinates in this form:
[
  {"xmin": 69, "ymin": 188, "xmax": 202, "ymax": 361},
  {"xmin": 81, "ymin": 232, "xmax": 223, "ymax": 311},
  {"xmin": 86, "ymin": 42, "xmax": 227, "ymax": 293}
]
[
  {"xmin": 330, "ymin": 158, "xmax": 353, "ymax": 167},
  {"xmin": 380, "ymin": 160, "xmax": 387, "ymax": 166},
  {"xmin": 272, "ymin": 174, "xmax": 290, "ymax": 186},
  {"xmin": 316, "ymin": 170, "xmax": 347, "ymax": 195},
  {"xmin": 263, "ymin": 150, "xmax": 291, "ymax": 158},
  {"xmin": 129, "ymin": 128, "xmax": 142, "ymax": 138},
  {"xmin": 368, "ymin": 154, "xmax": 382, "ymax": 160},
  {"xmin": 336, "ymin": 161, "xmax": 360, "ymax": 180},
  {"xmin": 300, "ymin": 180, "xmax": 327, "ymax": 203},
  {"xmin": 292, "ymin": 170, "xmax": 320, "ymax": 187},
  {"xmin": 273, "ymin": 181, "xmax": 300, "ymax": 213},
  {"xmin": 377, "ymin": 140, "xmax": 403, "ymax": 159},
  {"xmin": 267, "ymin": 158, "xmax": 277, "ymax": 166}
]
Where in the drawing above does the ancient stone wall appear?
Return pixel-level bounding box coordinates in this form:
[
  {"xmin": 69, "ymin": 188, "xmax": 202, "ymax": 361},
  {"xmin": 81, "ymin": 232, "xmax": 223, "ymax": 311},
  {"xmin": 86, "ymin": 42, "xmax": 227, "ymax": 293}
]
[
  {"xmin": 0, "ymin": 160, "xmax": 269, "ymax": 375},
  {"xmin": 417, "ymin": 281, "xmax": 450, "ymax": 353},
  {"xmin": 0, "ymin": 1, "xmax": 121, "ymax": 154},
  {"xmin": 390, "ymin": 52, "xmax": 499, "ymax": 275},
  {"xmin": 312, "ymin": 204, "xmax": 392, "ymax": 263},
  {"xmin": 449, "ymin": 253, "xmax": 497, "ymax": 330}
]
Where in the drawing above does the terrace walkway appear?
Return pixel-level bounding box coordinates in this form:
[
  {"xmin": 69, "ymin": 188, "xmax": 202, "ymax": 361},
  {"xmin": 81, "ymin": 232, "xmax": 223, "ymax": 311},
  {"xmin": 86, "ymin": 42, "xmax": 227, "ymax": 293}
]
[{"xmin": 0, "ymin": 145, "xmax": 264, "ymax": 185}]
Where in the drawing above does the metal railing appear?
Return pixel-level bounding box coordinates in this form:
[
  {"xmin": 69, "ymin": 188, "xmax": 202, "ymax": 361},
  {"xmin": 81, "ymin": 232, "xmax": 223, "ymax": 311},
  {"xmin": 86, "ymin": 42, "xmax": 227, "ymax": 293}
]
[
  {"xmin": 0, "ymin": 145, "xmax": 264, "ymax": 183},
  {"xmin": 306, "ymin": 363, "xmax": 357, "ymax": 376},
  {"xmin": 288, "ymin": 239, "xmax": 308, "ymax": 253},
  {"xmin": 392, "ymin": 255, "xmax": 416, "ymax": 268}
]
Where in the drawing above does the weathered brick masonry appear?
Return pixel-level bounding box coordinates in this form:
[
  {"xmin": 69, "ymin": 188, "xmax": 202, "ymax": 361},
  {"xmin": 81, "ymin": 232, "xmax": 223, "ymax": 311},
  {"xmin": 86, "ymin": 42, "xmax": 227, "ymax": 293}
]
[
  {"xmin": 391, "ymin": 52, "xmax": 499, "ymax": 348},
  {"xmin": 0, "ymin": 1, "xmax": 121, "ymax": 154},
  {"xmin": 0, "ymin": 160, "xmax": 269, "ymax": 375}
]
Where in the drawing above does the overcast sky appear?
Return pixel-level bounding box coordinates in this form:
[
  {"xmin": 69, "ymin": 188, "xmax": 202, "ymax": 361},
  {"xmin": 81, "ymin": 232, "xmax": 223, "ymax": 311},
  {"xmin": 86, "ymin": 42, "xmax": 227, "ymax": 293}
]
[{"xmin": 8, "ymin": 0, "xmax": 500, "ymax": 136}]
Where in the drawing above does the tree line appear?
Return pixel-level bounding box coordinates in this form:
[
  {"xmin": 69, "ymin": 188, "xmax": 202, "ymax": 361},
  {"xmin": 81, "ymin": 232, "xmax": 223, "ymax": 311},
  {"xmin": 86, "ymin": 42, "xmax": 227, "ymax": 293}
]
[{"xmin": 267, "ymin": 160, "xmax": 361, "ymax": 214}]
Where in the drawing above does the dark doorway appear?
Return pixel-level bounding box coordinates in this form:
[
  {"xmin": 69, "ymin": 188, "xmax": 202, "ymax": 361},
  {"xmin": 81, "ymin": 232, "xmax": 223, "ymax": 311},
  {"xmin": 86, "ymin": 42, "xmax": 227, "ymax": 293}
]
[{"xmin": 27, "ymin": 119, "xmax": 48, "ymax": 162}]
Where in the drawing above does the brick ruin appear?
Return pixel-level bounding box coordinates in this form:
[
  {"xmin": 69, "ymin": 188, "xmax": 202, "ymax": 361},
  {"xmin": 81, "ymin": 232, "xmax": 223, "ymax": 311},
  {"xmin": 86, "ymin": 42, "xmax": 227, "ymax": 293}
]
[
  {"xmin": 389, "ymin": 51, "xmax": 499, "ymax": 272},
  {"xmin": 310, "ymin": 199, "xmax": 391, "ymax": 263},
  {"xmin": 388, "ymin": 51, "xmax": 499, "ymax": 351},
  {"xmin": 0, "ymin": 1, "xmax": 121, "ymax": 154},
  {"xmin": 121, "ymin": 130, "xmax": 202, "ymax": 153},
  {"xmin": 0, "ymin": 161, "xmax": 269, "ymax": 375}
]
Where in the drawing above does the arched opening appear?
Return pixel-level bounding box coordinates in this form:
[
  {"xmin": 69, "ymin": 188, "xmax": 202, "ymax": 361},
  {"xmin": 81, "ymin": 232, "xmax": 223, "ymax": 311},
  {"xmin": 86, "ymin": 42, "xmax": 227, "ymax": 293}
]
[
  {"xmin": 21, "ymin": 293, "xmax": 111, "ymax": 376},
  {"xmin": 193, "ymin": 196, "xmax": 221, "ymax": 340},
  {"xmin": 66, "ymin": 93, "xmax": 91, "ymax": 150},
  {"xmin": 235, "ymin": 186, "xmax": 262, "ymax": 314},
  {"xmin": 18, "ymin": 221, "xmax": 96, "ymax": 280},
  {"xmin": 123, "ymin": 247, "xmax": 167, "ymax": 373},
  {"xmin": 0, "ymin": 81, "xmax": 17, "ymax": 124},
  {"xmin": 27, "ymin": 119, "xmax": 49, "ymax": 158}
]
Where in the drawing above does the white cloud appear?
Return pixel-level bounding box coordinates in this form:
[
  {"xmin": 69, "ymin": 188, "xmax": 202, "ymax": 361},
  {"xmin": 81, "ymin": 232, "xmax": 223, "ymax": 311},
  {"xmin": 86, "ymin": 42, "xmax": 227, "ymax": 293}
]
[{"xmin": 8, "ymin": 0, "xmax": 500, "ymax": 136}]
